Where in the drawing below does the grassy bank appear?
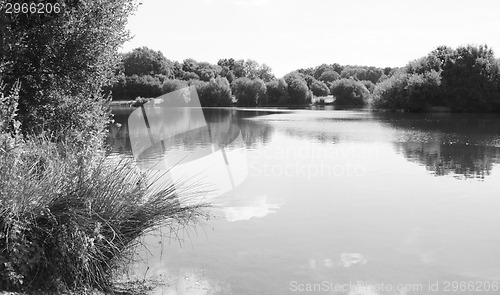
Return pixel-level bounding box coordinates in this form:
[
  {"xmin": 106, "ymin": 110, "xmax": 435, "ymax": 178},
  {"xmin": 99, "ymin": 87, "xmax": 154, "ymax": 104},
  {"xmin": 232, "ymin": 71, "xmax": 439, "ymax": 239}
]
[{"xmin": 0, "ymin": 131, "xmax": 209, "ymax": 293}]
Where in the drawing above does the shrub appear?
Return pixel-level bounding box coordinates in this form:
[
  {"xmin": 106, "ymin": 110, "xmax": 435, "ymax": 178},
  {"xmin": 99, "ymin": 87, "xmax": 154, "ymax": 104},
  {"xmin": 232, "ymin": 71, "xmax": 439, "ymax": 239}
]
[
  {"xmin": 441, "ymin": 45, "xmax": 500, "ymax": 112},
  {"xmin": 0, "ymin": 82, "xmax": 22, "ymax": 136},
  {"xmin": 372, "ymin": 45, "xmax": 500, "ymax": 112},
  {"xmin": 1, "ymin": 0, "xmax": 136, "ymax": 150},
  {"xmin": 360, "ymin": 80, "xmax": 376, "ymax": 93},
  {"xmin": 109, "ymin": 75, "xmax": 128, "ymax": 101},
  {"xmin": 372, "ymin": 70, "xmax": 442, "ymax": 112},
  {"xmin": 310, "ymin": 79, "xmax": 329, "ymax": 97},
  {"xmin": 0, "ymin": 135, "xmax": 208, "ymax": 291},
  {"xmin": 124, "ymin": 75, "xmax": 162, "ymax": 100},
  {"xmin": 190, "ymin": 77, "xmax": 232, "ymax": 107},
  {"xmin": 161, "ymin": 79, "xmax": 189, "ymax": 94},
  {"xmin": 319, "ymin": 70, "xmax": 340, "ymax": 84},
  {"xmin": 122, "ymin": 47, "xmax": 173, "ymax": 77},
  {"xmin": 205, "ymin": 77, "xmax": 233, "ymax": 106},
  {"xmin": 232, "ymin": 77, "xmax": 266, "ymax": 107},
  {"xmin": 330, "ymin": 79, "xmax": 370, "ymax": 106},
  {"xmin": 182, "ymin": 72, "xmax": 200, "ymax": 80},
  {"xmin": 340, "ymin": 66, "xmax": 384, "ymax": 84},
  {"xmin": 283, "ymin": 72, "xmax": 310, "ymax": 105},
  {"xmin": 0, "ymin": 81, "xmax": 208, "ymax": 293},
  {"xmin": 265, "ymin": 79, "xmax": 289, "ymax": 105}
]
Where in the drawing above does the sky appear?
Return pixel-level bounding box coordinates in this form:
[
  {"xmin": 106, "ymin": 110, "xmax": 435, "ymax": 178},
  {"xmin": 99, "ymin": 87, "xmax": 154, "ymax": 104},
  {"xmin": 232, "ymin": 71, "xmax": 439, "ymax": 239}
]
[{"xmin": 122, "ymin": 0, "xmax": 500, "ymax": 77}]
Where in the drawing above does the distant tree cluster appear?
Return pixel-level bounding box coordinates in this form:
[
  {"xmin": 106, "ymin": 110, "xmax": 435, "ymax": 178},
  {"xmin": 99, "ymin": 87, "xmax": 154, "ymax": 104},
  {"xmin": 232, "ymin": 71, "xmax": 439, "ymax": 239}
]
[
  {"xmin": 373, "ymin": 45, "xmax": 500, "ymax": 112},
  {"xmin": 296, "ymin": 63, "xmax": 389, "ymax": 106},
  {"xmin": 109, "ymin": 49, "xmax": 280, "ymax": 106},
  {"xmin": 110, "ymin": 45, "xmax": 500, "ymax": 112},
  {"xmin": 330, "ymin": 79, "xmax": 371, "ymax": 106},
  {"xmin": 110, "ymin": 48, "xmax": 317, "ymax": 107}
]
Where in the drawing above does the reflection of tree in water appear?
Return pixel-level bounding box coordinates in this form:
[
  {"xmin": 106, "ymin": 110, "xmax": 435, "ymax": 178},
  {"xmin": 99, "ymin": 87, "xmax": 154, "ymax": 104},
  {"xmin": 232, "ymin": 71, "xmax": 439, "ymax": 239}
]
[
  {"xmin": 238, "ymin": 120, "xmax": 273, "ymax": 148},
  {"xmin": 397, "ymin": 142, "xmax": 500, "ymax": 179},
  {"xmin": 106, "ymin": 108, "xmax": 274, "ymax": 153},
  {"xmin": 282, "ymin": 128, "xmax": 339, "ymax": 144},
  {"xmin": 377, "ymin": 113, "xmax": 500, "ymax": 179},
  {"xmin": 106, "ymin": 107, "xmax": 134, "ymax": 155}
]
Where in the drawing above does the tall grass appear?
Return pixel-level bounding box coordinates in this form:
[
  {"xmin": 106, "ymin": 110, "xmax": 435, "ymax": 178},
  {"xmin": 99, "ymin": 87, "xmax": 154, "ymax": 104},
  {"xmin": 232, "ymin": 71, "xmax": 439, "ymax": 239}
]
[{"xmin": 0, "ymin": 84, "xmax": 209, "ymax": 292}]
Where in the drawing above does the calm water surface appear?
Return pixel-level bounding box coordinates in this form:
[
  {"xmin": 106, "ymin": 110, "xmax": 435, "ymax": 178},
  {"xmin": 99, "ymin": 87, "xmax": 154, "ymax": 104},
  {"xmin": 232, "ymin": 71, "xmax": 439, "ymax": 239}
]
[{"xmin": 108, "ymin": 107, "xmax": 500, "ymax": 295}]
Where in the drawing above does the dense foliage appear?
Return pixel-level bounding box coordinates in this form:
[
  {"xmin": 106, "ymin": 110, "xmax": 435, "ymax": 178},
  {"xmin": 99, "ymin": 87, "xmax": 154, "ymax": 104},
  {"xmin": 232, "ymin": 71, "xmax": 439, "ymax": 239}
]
[
  {"xmin": 0, "ymin": 1, "xmax": 209, "ymax": 293},
  {"xmin": 373, "ymin": 45, "xmax": 500, "ymax": 112},
  {"xmin": 193, "ymin": 77, "xmax": 233, "ymax": 106},
  {"xmin": 111, "ymin": 44, "xmax": 500, "ymax": 112},
  {"xmin": 310, "ymin": 79, "xmax": 330, "ymax": 97},
  {"xmin": 265, "ymin": 79, "xmax": 289, "ymax": 105},
  {"xmin": 0, "ymin": 0, "xmax": 136, "ymax": 149},
  {"xmin": 232, "ymin": 77, "xmax": 266, "ymax": 106},
  {"xmin": 283, "ymin": 72, "xmax": 311, "ymax": 105},
  {"xmin": 330, "ymin": 79, "xmax": 371, "ymax": 106}
]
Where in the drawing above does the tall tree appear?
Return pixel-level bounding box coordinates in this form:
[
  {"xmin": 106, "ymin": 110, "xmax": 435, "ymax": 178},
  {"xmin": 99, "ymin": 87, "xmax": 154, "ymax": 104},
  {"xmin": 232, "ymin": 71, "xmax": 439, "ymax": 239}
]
[
  {"xmin": 284, "ymin": 72, "xmax": 310, "ymax": 105},
  {"xmin": 0, "ymin": 0, "xmax": 136, "ymax": 148},
  {"xmin": 122, "ymin": 47, "xmax": 173, "ymax": 77},
  {"xmin": 232, "ymin": 77, "xmax": 266, "ymax": 106}
]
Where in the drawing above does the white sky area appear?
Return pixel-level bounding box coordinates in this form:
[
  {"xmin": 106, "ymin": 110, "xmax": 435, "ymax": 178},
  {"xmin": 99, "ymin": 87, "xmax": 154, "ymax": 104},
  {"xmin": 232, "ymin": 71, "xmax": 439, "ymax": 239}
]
[{"xmin": 122, "ymin": 0, "xmax": 500, "ymax": 77}]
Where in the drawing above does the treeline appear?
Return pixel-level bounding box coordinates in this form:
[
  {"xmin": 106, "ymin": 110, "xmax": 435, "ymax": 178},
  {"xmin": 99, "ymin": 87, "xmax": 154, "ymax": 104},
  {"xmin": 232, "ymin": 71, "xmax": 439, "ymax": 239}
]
[
  {"xmin": 373, "ymin": 45, "xmax": 500, "ymax": 112},
  {"xmin": 108, "ymin": 47, "xmax": 391, "ymax": 107},
  {"xmin": 111, "ymin": 45, "xmax": 500, "ymax": 112}
]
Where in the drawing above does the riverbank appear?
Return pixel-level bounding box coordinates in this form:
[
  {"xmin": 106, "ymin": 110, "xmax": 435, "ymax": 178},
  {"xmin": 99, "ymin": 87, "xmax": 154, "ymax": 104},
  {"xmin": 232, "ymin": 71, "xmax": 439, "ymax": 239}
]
[{"xmin": 0, "ymin": 278, "xmax": 168, "ymax": 295}]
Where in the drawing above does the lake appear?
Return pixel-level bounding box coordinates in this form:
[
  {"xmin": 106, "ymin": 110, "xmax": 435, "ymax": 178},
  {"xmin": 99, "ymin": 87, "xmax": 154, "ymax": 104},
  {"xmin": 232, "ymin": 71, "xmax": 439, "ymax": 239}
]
[{"xmin": 108, "ymin": 107, "xmax": 500, "ymax": 295}]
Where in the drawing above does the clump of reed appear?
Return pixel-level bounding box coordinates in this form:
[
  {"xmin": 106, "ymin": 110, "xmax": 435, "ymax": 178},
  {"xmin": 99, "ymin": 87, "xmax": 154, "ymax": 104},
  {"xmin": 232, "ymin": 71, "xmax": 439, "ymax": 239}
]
[{"xmin": 0, "ymin": 84, "xmax": 209, "ymax": 292}]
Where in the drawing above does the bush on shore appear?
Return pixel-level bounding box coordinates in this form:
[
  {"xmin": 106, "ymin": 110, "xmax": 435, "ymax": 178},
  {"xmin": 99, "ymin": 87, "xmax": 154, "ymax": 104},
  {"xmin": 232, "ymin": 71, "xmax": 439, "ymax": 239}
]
[
  {"xmin": 265, "ymin": 79, "xmax": 289, "ymax": 106},
  {"xmin": 0, "ymin": 84, "xmax": 208, "ymax": 293},
  {"xmin": 372, "ymin": 45, "xmax": 500, "ymax": 112},
  {"xmin": 330, "ymin": 79, "xmax": 371, "ymax": 106}
]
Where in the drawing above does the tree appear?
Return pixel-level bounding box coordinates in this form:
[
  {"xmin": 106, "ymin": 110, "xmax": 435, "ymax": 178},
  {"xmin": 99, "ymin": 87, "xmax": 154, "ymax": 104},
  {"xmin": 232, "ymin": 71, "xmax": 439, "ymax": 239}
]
[
  {"xmin": 330, "ymin": 79, "xmax": 370, "ymax": 106},
  {"xmin": 284, "ymin": 72, "xmax": 310, "ymax": 105},
  {"xmin": 310, "ymin": 79, "xmax": 329, "ymax": 97},
  {"xmin": 123, "ymin": 75, "xmax": 162, "ymax": 100},
  {"xmin": 182, "ymin": 58, "xmax": 198, "ymax": 74},
  {"xmin": 360, "ymin": 80, "xmax": 376, "ymax": 93},
  {"xmin": 257, "ymin": 64, "xmax": 276, "ymax": 82},
  {"xmin": 373, "ymin": 45, "xmax": 500, "ymax": 112},
  {"xmin": 232, "ymin": 77, "xmax": 266, "ymax": 106},
  {"xmin": 195, "ymin": 77, "xmax": 232, "ymax": 106},
  {"xmin": 195, "ymin": 62, "xmax": 221, "ymax": 82},
  {"xmin": 319, "ymin": 70, "xmax": 340, "ymax": 83},
  {"xmin": 440, "ymin": 45, "xmax": 500, "ymax": 112},
  {"xmin": 266, "ymin": 79, "xmax": 289, "ymax": 105},
  {"xmin": 0, "ymin": 0, "xmax": 136, "ymax": 148},
  {"xmin": 122, "ymin": 47, "xmax": 173, "ymax": 77},
  {"xmin": 233, "ymin": 59, "xmax": 247, "ymax": 78},
  {"xmin": 373, "ymin": 70, "xmax": 442, "ymax": 112},
  {"xmin": 161, "ymin": 79, "xmax": 189, "ymax": 94},
  {"xmin": 244, "ymin": 59, "xmax": 260, "ymax": 79},
  {"xmin": 182, "ymin": 72, "xmax": 200, "ymax": 80},
  {"xmin": 313, "ymin": 64, "xmax": 335, "ymax": 79},
  {"xmin": 340, "ymin": 66, "xmax": 383, "ymax": 84}
]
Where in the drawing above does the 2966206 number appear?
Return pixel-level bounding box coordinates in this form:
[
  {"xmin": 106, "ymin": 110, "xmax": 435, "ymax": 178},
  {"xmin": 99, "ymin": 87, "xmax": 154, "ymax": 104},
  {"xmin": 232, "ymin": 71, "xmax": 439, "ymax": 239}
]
[
  {"xmin": 3, "ymin": 2, "xmax": 61, "ymax": 14},
  {"xmin": 443, "ymin": 281, "xmax": 499, "ymax": 292}
]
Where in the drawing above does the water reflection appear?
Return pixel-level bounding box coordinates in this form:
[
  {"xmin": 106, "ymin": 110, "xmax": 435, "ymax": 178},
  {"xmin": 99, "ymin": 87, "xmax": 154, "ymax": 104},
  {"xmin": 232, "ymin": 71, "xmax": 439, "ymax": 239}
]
[
  {"xmin": 220, "ymin": 194, "xmax": 281, "ymax": 222},
  {"xmin": 376, "ymin": 113, "xmax": 500, "ymax": 179},
  {"xmin": 107, "ymin": 108, "xmax": 500, "ymax": 294},
  {"xmin": 107, "ymin": 108, "xmax": 275, "ymax": 153},
  {"xmin": 396, "ymin": 142, "xmax": 500, "ymax": 179}
]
